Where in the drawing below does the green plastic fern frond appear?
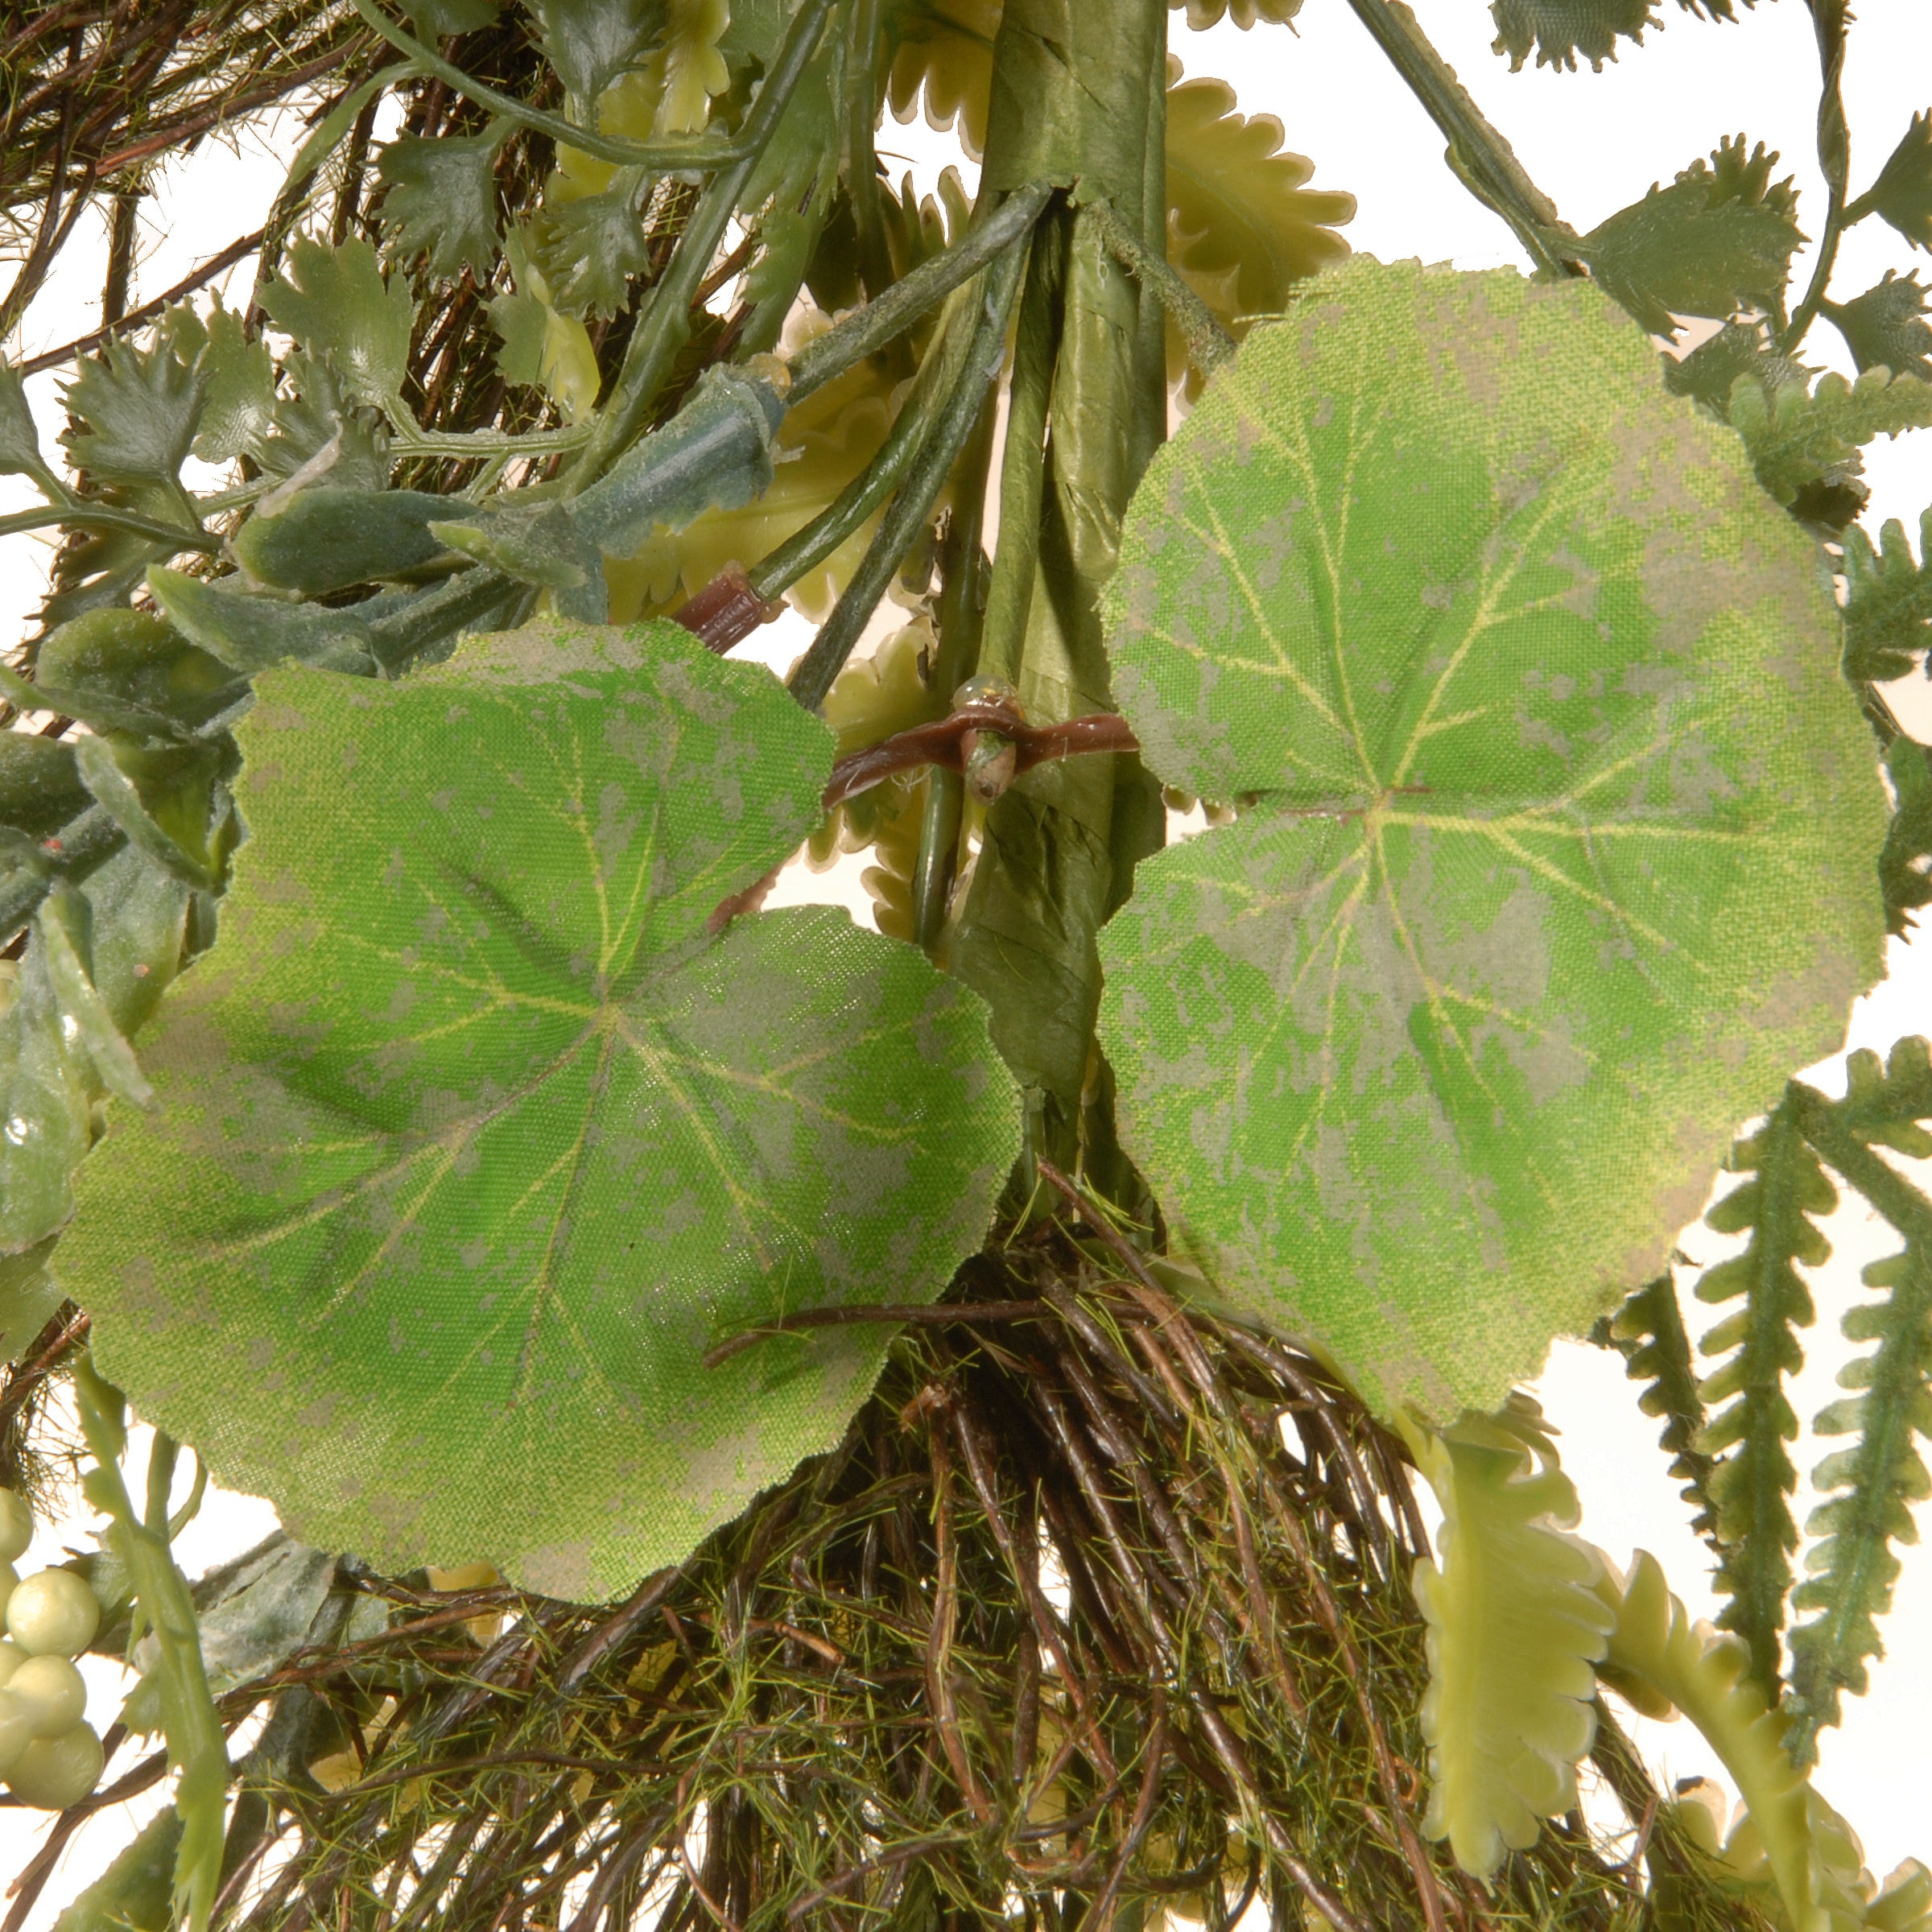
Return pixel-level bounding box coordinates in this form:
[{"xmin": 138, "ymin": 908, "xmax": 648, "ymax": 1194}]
[
  {"xmin": 1786, "ymin": 1243, "xmax": 1932, "ymax": 1765},
  {"xmin": 1695, "ymin": 1095, "xmax": 1831, "ymax": 1698},
  {"xmin": 1402, "ymin": 1397, "xmax": 1617, "ymax": 1879},
  {"xmin": 1605, "ymin": 1275, "xmax": 1719, "ymax": 1542}
]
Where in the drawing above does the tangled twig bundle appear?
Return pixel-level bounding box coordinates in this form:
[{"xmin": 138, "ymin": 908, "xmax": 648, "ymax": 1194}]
[{"xmin": 13, "ymin": 1233, "xmax": 1764, "ymax": 1932}]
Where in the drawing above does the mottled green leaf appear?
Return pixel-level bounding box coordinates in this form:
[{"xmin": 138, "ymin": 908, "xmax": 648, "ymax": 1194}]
[
  {"xmin": 259, "ymin": 237, "xmax": 415, "ymax": 413},
  {"xmin": 1824, "ymin": 269, "xmax": 1932, "ymax": 381},
  {"xmin": 61, "ymin": 335, "xmax": 208, "ymax": 486},
  {"xmin": 64, "ymin": 621, "xmax": 1018, "ymax": 1599},
  {"xmin": 1098, "ymin": 259, "xmax": 1886, "ymax": 1422},
  {"xmin": 527, "ymin": 0, "xmax": 666, "ymax": 101},
  {"xmin": 377, "ymin": 132, "xmax": 503, "ymax": 280},
  {"xmin": 1578, "ymin": 137, "xmax": 1803, "ymax": 337},
  {"xmin": 1864, "ymin": 109, "xmax": 1932, "ymax": 252}
]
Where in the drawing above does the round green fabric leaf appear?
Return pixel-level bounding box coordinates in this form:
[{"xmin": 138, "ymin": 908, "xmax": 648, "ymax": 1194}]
[
  {"xmin": 1099, "ymin": 258, "xmax": 1887, "ymax": 1422},
  {"xmin": 62, "ymin": 621, "xmax": 1018, "ymax": 1600}
]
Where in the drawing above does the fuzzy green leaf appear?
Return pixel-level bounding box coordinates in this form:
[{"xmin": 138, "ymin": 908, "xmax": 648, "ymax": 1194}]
[
  {"xmin": 259, "ymin": 237, "xmax": 415, "ymax": 414},
  {"xmin": 1728, "ymin": 364, "xmax": 1932, "ymax": 525},
  {"xmin": 1694, "ymin": 1096, "xmax": 1829, "ymax": 1697},
  {"xmin": 1605, "ymin": 1276, "xmax": 1719, "ymax": 1541},
  {"xmin": 1163, "ymin": 70, "xmax": 1352, "ymax": 329},
  {"xmin": 258, "ymin": 351, "xmax": 394, "ymax": 493},
  {"xmin": 61, "ymin": 621, "xmax": 1019, "ymax": 1600},
  {"xmin": 0, "ymin": 733, "xmax": 90, "ymax": 841},
  {"xmin": 233, "ymin": 489, "xmax": 452, "ymax": 597},
  {"xmin": 1099, "ymin": 258, "xmax": 1886, "ymax": 1423},
  {"xmin": 1864, "ymin": 109, "xmax": 1932, "ymax": 252},
  {"xmin": 147, "ymin": 566, "xmax": 376, "ymax": 678},
  {"xmin": 1842, "ymin": 508, "xmax": 1932, "ymax": 683},
  {"xmin": 1489, "ymin": 0, "xmax": 1754, "ymax": 73},
  {"xmin": 61, "ymin": 335, "xmax": 208, "ymax": 487},
  {"xmin": 1406, "ymin": 1397, "xmax": 1616, "ymax": 1877},
  {"xmin": 527, "ymin": 0, "xmax": 666, "ymax": 101},
  {"xmin": 1879, "ymin": 739, "xmax": 1932, "ymax": 939},
  {"xmin": 159, "ymin": 304, "xmax": 275, "ymax": 466},
  {"xmin": 1577, "ymin": 137, "xmax": 1803, "ymax": 338},
  {"xmin": 376, "ymin": 132, "xmax": 502, "ymax": 280},
  {"xmin": 1825, "ymin": 269, "xmax": 1932, "ymax": 382},
  {"xmin": 37, "ymin": 610, "xmax": 250, "ymax": 735}
]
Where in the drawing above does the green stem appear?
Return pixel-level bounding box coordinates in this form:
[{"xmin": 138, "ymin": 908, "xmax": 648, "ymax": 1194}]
[
  {"xmin": 1782, "ymin": 0, "xmax": 1852, "ymax": 351},
  {"xmin": 786, "ymin": 244, "xmax": 1029, "ymax": 712},
  {"xmin": 844, "ymin": 0, "xmax": 897, "ymax": 303},
  {"xmin": 564, "ymin": 0, "xmax": 840, "ymax": 492},
  {"xmin": 0, "ymin": 502, "xmax": 217, "ymax": 552},
  {"xmin": 975, "ymin": 219, "xmax": 1063, "ymax": 689},
  {"xmin": 1337, "ymin": 0, "xmax": 1579, "ymax": 277},
  {"xmin": 786, "ymin": 182, "xmax": 1054, "ymax": 405},
  {"xmin": 347, "ymin": 0, "xmax": 745, "ymax": 171},
  {"xmin": 1079, "ymin": 194, "xmax": 1233, "ymax": 378},
  {"xmin": 390, "ymin": 421, "xmax": 592, "ymax": 458}
]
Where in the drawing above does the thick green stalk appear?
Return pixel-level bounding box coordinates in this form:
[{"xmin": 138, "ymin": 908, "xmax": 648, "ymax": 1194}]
[{"xmin": 952, "ymin": 0, "xmax": 1168, "ymax": 1165}]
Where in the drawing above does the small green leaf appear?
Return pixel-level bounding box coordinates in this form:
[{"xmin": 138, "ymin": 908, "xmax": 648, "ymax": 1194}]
[
  {"xmin": 1662, "ymin": 317, "xmax": 1812, "ymax": 416},
  {"xmin": 1863, "ymin": 109, "xmax": 1932, "ymax": 252},
  {"xmin": 147, "ymin": 566, "xmax": 377, "ymax": 677},
  {"xmin": 75, "ymin": 844, "xmax": 193, "ymax": 1039},
  {"xmin": 234, "ymin": 489, "xmax": 453, "ymax": 597},
  {"xmin": 531, "ymin": 175, "xmax": 653, "ymax": 320},
  {"xmin": 192, "ymin": 308, "xmax": 276, "ymax": 465},
  {"xmin": 38, "ymin": 889, "xmax": 156, "ymax": 1113},
  {"xmin": 0, "ymin": 937, "xmax": 93, "ymax": 1256},
  {"xmin": 1841, "ymin": 509, "xmax": 1932, "ymax": 683},
  {"xmin": 64, "ymin": 620, "xmax": 1019, "ymax": 1600},
  {"xmin": 376, "ymin": 132, "xmax": 502, "ymax": 280},
  {"xmin": 258, "ymin": 351, "xmax": 394, "ymax": 493},
  {"xmin": 1577, "ymin": 137, "xmax": 1804, "ymax": 337},
  {"xmin": 527, "ymin": 0, "xmax": 666, "ymax": 101},
  {"xmin": 1604, "ymin": 1276, "xmax": 1719, "ymax": 1541},
  {"xmin": 0, "ymin": 360, "xmax": 48, "ymax": 479},
  {"xmin": 0, "ymin": 735, "xmax": 90, "ymax": 841},
  {"xmin": 408, "ymin": 0, "xmax": 505, "ymax": 34},
  {"xmin": 61, "ymin": 335, "xmax": 209, "ymax": 486},
  {"xmin": 37, "ymin": 609, "xmax": 250, "ymax": 733},
  {"xmin": 1728, "ymin": 365, "xmax": 1932, "ymax": 524},
  {"xmin": 73, "ymin": 734, "xmax": 224, "ymax": 893},
  {"xmin": 1099, "ymin": 259, "xmax": 1887, "ymax": 1422},
  {"xmin": 1407, "ymin": 1398, "xmax": 1616, "ymax": 1877},
  {"xmin": 1163, "ymin": 69, "xmax": 1352, "ymax": 330},
  {"xmin": 1488, "ymin": 0, "xmax": 1752, "ymax": 72},
  {"xmin": 0, "ymin": 1240, "xmax": 64, "ymax": 1361},
  {"xmin": 1825, "ymin": 269, "xmax": 1932, "ymax": 382},
  {"xmin": 1879, "ymin": 736, "xmax": 1932, "ymax": 939},
  {"xmin": 52, "ymin": 1806, "xmax": 181, "ymax": 1932},
  {"xmin": 259, "ymin": 237, "xmax": 415, "ymax": 414},
  {"xmin": 431, "ymin": 502, "xmax": 607, "ymax": 621}
]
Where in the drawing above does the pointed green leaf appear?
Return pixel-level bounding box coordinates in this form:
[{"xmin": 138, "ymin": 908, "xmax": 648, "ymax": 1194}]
[
  {"xmin": 0, "ymin": 1240, "xmax": 64, "ymax": 1363},
  {"xmin": 62, "ymin": 621, "xmax": 1018, "ymax": 1600},
  {"xmin": 1825, "ymin": 269, "xmax": 1932, "ymax": 382},
  {"xmin": 39, "ymin": 889, "xmax": 156, "ymax": 1113},
  {"xmin": 259, "ymin": 237, "xmax": 415, "ymax": 414},
  {"xmin": 1098, "ymin": 259, "xmax": 1886, "ymax": 1422},
  {"xmin": 1879, "ymin": 736, "xmax": 1932, "ymax": 939},
  {"xmin": 531, "ymin": 175, "xmax": 653, "ymax": 320},
  {"xmin": 1864, "ymin": 109, "xmax": 1932, "ymax": 252},
  {"xmin": 52, "ymin": 1806, "xmax": 180, "ymax": 1932},
  {"xmin": 1577, "ymin": 137, "xmax": 1804, "ymax": 337},
  {"xmin": 1841, "ymin": 508, "xmax": 1932, "ymax": 683},
  {"xmin": 192, "ymin": 308, "xmax": 277, "ymax": 465},
  {"xmin": 527, "ymin": 0, "xmax": 666, "ymax": 101},
  {"xmin": 258, "ymin": 351, "xmax": 394, "ymax": 493},
  {"xmin": 0, "ymin": 360, "xmax": 48, "ymax": 480},
  {"xmin": 1727, "ymin": 364, "xmax": 1932, "ymax": 524},
  {"xmin": 1662, "ymin": 317, "xmax": 1812, "ymax": 416},
  {"xmin": 376, "ymin": 132, "xmax": 502, "ymax": 280},
  {"xmin": 147, "ymin": 567, "xmax": 377, "ymax": 678},
  {"xmin": 1488, "ymin": 0, "xmax": 1750, "ymax": 72},
  {"xmin": 72, "ymin": 736, "xmax": 224, "ymax": 894}
]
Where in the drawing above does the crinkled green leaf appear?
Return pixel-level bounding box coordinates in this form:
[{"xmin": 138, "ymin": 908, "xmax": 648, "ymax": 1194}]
[
  {"xmin": 64, "ymin": 620, "xmax": 1018, "ymax": 1600},
  {"xmin": 1578, "ymin": 137, "xmax": 1803, "ymax": 337},
  {"xmin": 1098, "ymin": 259, "xmax": 1886, "ymax": 1422},
  {"xmin": 377, "ymin": 132, "xmax": 503, "ymax": 280},
  {"xmin": 61, "ymin": 334, "xmax": 208, "ymax": 486},
  {"xmin": 259, "ymin": 237, "xmax": 415, "ymax": 413},
  {"xmin": 531, "ymin": 175, "xmax": 653, "ymax": 320},
  {"xmin": 527, "ymin": 0, "xmax": 666, "ymax": 101},
  {"xmin": 1879, "ymin": 736, "xmax": 1932, "ymax": 939},
  {"xmin": 1489, "ymin": 0, "xmax": 1752, "ymax": 72},
  {"xmin": 1864, "ymin": 109, "xmax": 1932, "ymax": 252},
  {"xmin": 1164, "ymin": 68, "xmax": 1352, "ymax": 330},
  {"xmin": 1825, "ymin": 268, "xmax": 1932, "ymax": 382}
]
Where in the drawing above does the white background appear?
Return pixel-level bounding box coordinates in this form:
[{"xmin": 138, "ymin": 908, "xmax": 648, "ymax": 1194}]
[{"xmin": 3, "ymin": 0, "xmax": 1932, "ymax": 1917}]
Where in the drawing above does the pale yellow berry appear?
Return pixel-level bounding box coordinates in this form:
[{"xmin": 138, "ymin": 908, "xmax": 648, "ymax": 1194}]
[
  {"xmin": 0, "ymin": 1638, "xmax": 24, "ymax": 1687},
  {"xmin": 8, "ymin": 1655, "xmax": 85, "ymax": 1738},
  {"xmin": 5, "ymin": 1722, "xmax": 103, "ymax": 1810},
  {"xmin": 0, "ymin": 1690, "xmax": 36, "ymax": 1777},
  {"xmin": 0, "ymin": 1491, "xmax": 31, "ymax": 1565},
  {"xmin": 6, "ymin": 1571, "xmax": 100, "ymax": 1657}
]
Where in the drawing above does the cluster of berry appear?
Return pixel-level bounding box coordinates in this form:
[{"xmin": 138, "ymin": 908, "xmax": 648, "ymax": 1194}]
[{"xmin": 0, "ymin": 1489, "xmax": 102, "ymax": 1811}]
